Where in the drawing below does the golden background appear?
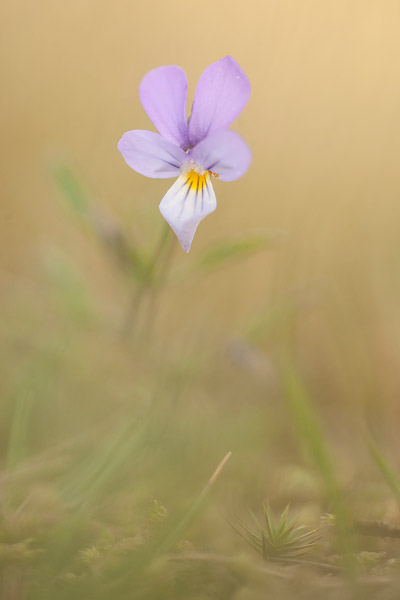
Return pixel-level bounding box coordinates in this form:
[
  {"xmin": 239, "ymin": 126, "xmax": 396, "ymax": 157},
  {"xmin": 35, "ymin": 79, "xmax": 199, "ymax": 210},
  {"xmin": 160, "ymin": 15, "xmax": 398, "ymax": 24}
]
[{"xmin": 2, "ymin": 0, "xmax": 400, "ymax": 416}]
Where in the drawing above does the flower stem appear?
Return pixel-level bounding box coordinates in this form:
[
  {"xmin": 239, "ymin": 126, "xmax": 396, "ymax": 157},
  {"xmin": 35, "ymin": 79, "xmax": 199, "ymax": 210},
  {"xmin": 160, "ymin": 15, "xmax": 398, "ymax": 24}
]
[{"xmin": 123, "ymin": 221, "xmax": 173, "ymax": 335}]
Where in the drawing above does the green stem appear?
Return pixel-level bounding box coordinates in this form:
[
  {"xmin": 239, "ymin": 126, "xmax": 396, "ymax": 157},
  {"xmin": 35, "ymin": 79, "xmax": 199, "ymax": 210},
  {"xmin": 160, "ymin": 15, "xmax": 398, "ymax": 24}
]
[{"xmin": 123, "ymin": 221, "xmax": 173, "ymax": 335}]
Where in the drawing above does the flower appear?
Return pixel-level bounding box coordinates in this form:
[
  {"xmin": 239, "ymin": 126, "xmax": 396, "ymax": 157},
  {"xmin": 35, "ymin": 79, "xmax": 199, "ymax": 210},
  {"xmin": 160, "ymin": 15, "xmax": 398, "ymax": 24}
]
[{"xmin": 118, "ymin": 56, "xmax": 251, "ymax": 252}]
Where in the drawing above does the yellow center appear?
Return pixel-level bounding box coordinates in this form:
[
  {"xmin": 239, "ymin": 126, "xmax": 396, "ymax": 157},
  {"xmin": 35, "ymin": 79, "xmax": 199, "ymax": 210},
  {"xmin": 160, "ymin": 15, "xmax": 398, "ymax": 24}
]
[{"xmin": 186, "ymin": 169, "xmax": 219, "ymax": 191}]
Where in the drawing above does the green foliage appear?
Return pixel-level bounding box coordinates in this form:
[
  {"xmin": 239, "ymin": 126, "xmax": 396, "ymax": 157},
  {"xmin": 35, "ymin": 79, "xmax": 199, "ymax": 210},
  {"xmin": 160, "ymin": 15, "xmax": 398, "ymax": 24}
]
[
  {"xmin": 235, "ymin": 504, "xmax": 320, "ymax": 559},
  {"xmin": 282, "ymin": 365, "xmax": 357, "ymax": 568},
  {"xmin": 367, "ymin": 434, "xmax": 400, "ymax": 507},
  {"xmin": 6, "ymin": 391, "xmax": 34, "ymax": 471},
  {"xmin": 154, "ymin": 452, "xmax": 232, "ymax": 558},
  {"xmin": 283, "ymin": 366, "xmax": 338, "ymax": 497},
  {"xmin": 44, "ymin": 249, "xmax": 94, "ymax": 322},
  {"xmin": 53, "ymin": 164, "xmax": 90, "ymax": 217},
  {"xmin": 3, "ymin": 170, "xmax": 400, "ymax": 599},
  {"xmin": 197, "ymin": 232, "xmax": 273, "ymax": 271}
]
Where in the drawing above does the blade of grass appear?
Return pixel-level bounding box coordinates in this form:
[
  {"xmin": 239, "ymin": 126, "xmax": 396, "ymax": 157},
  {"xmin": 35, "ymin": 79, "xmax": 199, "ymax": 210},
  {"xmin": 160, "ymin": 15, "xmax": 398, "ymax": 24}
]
[
  {"xmin": 197, "ymin": 233, "xmax": 273, "ymax": 271},
  {"xmin": 53, "ymin": 163, "xmax": 145, "ymax": 285},
  {"xmin": 52, "ymin": 164, "xmax": 89, "ymax": 217},
  {"xmin": 44, "ymin": 249, "xmax": 93, "ymax": 322},
  {"xmin": 6, "ymin": 391, "xmax": 34, "ymax": 471},
  {"xmin": 45, "ymin": 418, "xmax": 150, "ymax": 569},
  {"xmin": 154, "ymin": 451, "xmax": 232, "ymax": 557},
  {"xmin": 283, "ymin": 364, "xmax": 357, "ymax": 572},
  {"xmin": 367, "ymin": 433, "xmax": 400, "ymax": 507},
  {"xmin": 60, "ymin": 418, "xmax": 149, "ymax": 508}
]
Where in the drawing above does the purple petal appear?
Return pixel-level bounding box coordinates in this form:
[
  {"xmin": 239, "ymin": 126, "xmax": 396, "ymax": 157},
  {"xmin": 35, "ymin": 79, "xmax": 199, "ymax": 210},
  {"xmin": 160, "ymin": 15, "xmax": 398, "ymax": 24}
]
[
  {"xmin": 139, "ymin": 66, "xmax": 190, "ymax": 148},
  {"xmin": 159, "ymin": 172, "xmax": 217, "ymax": 252},
  {"xmin": 190, "ymin": 130, "xmax": 252, "ymax": 181},
  {"xmin": 118, "ymin": 130, "xmax": 188, "ymax": 178},
  {"xmin": 188, "ymin": 56, "xmax": 251, "ymax": 146}
]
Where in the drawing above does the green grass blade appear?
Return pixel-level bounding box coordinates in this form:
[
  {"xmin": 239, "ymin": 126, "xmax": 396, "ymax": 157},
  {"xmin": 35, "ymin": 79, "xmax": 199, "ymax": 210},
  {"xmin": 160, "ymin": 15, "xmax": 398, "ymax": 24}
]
[
  {"xmin": 197, "ymin": 233, "xmax": 273, "ymax": 271},
  {"xmin": 367, "ymin": 433, "xmax": 400, "ymax": 506},
  {"xmin": 154, "ymin": 451, "xmax": 232, "ymax": 557},
  {"xmin": 282, "ymin": 364, "xmax": 357, "ymax": 570},
  {"xmin": 52, "ymin": 164, "xmax": 90, "ymax": 217},
  {"xmin": 6, "ymin": 391, "xmax": 34, "ymax": 471}
]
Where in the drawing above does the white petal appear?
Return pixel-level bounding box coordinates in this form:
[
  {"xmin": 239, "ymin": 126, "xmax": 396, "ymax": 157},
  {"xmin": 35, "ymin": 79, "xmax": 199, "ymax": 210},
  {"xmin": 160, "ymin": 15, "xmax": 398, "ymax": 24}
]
[{"xmin": 159, "ymin": 171, "xmax": 217, "ymax": 252}]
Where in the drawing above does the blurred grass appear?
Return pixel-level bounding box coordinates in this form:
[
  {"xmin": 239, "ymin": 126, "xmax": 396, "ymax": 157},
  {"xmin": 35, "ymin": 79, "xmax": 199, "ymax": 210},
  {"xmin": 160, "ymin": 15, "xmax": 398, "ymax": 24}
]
[
  {"xmin": 367, "ymin": 434, "xmax": 400, "ymax": 509},
  {"xmin": 282, "ymin": 364, "xmax": 358, "ymax": 577},
  {"xmin": 2, "ymin": 217, "xmax": 400, "ymax": 599}
]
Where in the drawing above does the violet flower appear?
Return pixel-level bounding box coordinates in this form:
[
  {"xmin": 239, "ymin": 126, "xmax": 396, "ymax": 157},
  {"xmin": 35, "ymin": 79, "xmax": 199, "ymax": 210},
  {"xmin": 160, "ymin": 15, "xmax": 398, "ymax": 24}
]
[{"xmin": 118, "ymin": 56, "xmax": 251, "ymax": 252}]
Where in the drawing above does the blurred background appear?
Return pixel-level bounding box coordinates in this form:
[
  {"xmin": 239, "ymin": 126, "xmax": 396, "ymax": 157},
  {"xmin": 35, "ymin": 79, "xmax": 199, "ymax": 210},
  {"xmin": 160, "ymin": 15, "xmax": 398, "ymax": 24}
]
[{"xmin": 2, "ymin": 1, "xmax": 400, "ymax": 598}]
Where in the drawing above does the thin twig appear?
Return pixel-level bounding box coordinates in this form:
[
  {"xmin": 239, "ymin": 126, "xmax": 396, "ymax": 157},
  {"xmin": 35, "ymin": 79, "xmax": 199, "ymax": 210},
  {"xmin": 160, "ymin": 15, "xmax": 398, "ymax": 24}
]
[{"xmin": 208, "ymin": 451, "xmax": 232, "ymax": 486}]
